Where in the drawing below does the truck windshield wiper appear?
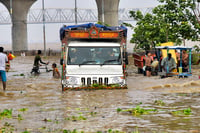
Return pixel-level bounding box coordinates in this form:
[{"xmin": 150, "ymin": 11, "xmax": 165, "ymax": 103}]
[
  {"xmin": 101, "ymin": 59, "xmax": 118, "ymax": 66},
  {"xmin": 79, "ymin": 60, "xmax": 96, "ymax": 66}
]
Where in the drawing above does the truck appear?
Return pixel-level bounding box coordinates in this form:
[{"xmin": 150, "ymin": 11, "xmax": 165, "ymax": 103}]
[{"xmin": 59, "ymin": 23, "xmax": 128, "ymax": 91}]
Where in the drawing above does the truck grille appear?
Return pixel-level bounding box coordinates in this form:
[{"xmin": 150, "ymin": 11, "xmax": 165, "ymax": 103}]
[{"xmin": 81, "ymin": 77, "xmax": 108, "ymax": 86}]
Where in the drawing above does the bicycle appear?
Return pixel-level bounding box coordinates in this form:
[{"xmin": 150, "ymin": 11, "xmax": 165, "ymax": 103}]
[{"xmin": 30, "ymin": 63, "xmax": 51, "ymax": 75}]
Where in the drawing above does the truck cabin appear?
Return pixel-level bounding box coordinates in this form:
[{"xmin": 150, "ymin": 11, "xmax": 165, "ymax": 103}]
[{"xmin": 60, "ymin": 23, "xmax": 128, "ymax": 66}]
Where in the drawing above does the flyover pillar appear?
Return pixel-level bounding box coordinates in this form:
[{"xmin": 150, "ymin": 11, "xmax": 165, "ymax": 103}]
[
  {"xmin": 96, "ymin": 0, "xmax": 120, "ymax": 26},
  {"xmin": 0, "ymin": 0, "xmax": 36, "ymax": 52}
]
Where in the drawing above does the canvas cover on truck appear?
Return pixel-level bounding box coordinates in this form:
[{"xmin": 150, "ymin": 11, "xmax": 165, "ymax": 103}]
[{"xmin": 59, "ymin": 23, "xmax": 127, "ymax": 40}]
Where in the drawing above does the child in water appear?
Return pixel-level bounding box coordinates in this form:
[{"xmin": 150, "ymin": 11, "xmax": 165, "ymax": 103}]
[{"xmin": 52, "ymin": 63, "xmax": 60, "ymax": 79}]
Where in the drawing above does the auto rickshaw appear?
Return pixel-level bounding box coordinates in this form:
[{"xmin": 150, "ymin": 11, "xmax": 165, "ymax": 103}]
[{"xmin": 155, "ymin": 46, "xmax": 192, "ymax": 78}]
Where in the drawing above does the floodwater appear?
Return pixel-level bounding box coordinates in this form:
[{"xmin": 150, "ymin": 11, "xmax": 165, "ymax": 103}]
[{"xmin": 0, "ymin": 56, "xmax": 200, "ymax": 133}]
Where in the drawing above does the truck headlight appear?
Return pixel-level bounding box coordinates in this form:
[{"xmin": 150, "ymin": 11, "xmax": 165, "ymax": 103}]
[
  {"xmin": 66, "ymin": 76, "xmax": 78, "ymax": 85},
  {"xmin": 111, "ymin": 76, "xmax": 124, "ymax": 84}
]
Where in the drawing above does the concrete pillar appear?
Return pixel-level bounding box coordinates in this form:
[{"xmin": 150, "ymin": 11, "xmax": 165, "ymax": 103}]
[
  {"xmin": 96, "ymin": 0, "xmax": 120, "ymax": 26},
  {"xmin": 0, "ymin": 0, "xmax": 36, "ymax": 52}
]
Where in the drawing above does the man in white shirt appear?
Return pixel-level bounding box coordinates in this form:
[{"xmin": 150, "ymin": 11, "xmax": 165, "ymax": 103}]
[
  {"xmin": 161, "ymin": 53, "xmax": 176, "ymax": 73},
  {"xmin": 0, "ymin": 47, "xmax": 8, "ymax": 91}
]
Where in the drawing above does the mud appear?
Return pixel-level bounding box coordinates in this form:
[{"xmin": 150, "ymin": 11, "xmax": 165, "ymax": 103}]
[{"xmin": 0, "ymin": 56, "xmax": 199, "ymax": 132}]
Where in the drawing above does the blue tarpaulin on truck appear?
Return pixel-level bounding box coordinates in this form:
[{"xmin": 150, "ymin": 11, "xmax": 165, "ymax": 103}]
[{"xmin": 59, "ymin": 23, "xmax": 127, "ymax": 40}]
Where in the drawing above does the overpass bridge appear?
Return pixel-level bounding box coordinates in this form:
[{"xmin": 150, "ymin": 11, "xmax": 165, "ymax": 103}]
[
  {"xmin": 0, "ymin": 0, "xmax": 154, "ymax": 52},
  {"xmin": 0, "ymin": 7, "xmax": 153, "ymax": 24}
]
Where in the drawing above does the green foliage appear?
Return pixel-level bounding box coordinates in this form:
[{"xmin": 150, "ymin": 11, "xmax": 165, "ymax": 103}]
[
  {"xmin": 21, "ymin": 131, "xmax": 30, "ymax": 133},
  {"xmin": 63, "ymin": 129, "xmax": 78, "ymax": 133},
  {"xmin": 13, "ymin": 73, "xmax": 25, "ymax": 76},
  {"xmin": 96, "ymin": 21, "xmax": 110, "ymax": 27},
  {"xmin": 192, "ymin": 53, "xmax": 200, "ymax": 64},
  {"xmin": 0, "ymin": 122, "xmax": 15, "ymax": 133},
  {"xmin": 17, "ymin": 114, "xmax": 23, "ymax": 121},
  {"xmin": 43, "ymin": 118, "xmax": 52, "ymax": 122},
  {"xmin": 90, "ymin": 111, "xmax": 97, "ymax": 116},
  {"xmin": 127, "ymin": 0, "xmax": 200, "ymax": 50},
  {"xmin": 92, "ymin": 83, "xmax": 100, "ymax": 87},
  {"xmin": 123, "ymin": 22, "xmax": 134, "ymax": 29},
  {"xmin": 116, "ymin": 108, "xmax": 122, "ymax": 113},
  {"xmin": 0, "ymin": 109, "xmax": 13, "ymax": 120},
  {"xmin": 18, "ymin": 108, "xmax": 28, "ymax": 113},
  {"xmin": 65, "ymin": 115, "xmax": 87, "ymax": 121},
  {"xmin": 62, "ymin": 129, "xmax": 131, "ymax": 133},
  {"xmin": 193, "ymin": 45, "xmax": 200, "ymax": 52},
  {"xmin": 154, "ymin": 100, "xmax": 165, "ymax": 106},
  {"xmin": 117, "ymin": 105, "xmax": 157, "ymax": 116},
  {"xmin": 171, "ymin": 108, "xmax": 192, "ymax": 116}
]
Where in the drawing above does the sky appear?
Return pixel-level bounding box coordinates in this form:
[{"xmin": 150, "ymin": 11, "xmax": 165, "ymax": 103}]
[{"xmin": 0, "ymin": 0, "xmax": 160, "ymax": 44}]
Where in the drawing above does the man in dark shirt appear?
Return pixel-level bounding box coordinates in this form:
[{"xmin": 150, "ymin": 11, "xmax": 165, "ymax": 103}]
[{"xmin": 31, "ymin": 50, "xmax": 48, "ymax": 74}]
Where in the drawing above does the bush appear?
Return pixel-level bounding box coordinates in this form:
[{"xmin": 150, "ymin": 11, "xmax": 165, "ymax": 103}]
[{"xmin": 192, "ymin": 53, "xmax": 200, "ymax": 65}]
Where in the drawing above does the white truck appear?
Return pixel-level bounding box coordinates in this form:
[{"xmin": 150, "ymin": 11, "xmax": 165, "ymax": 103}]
[{"xmin": 59, "ymin": 23, "xmax": 128, "ymax": 91}]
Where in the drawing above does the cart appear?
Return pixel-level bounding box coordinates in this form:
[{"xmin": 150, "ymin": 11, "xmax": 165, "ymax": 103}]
[
  {"xmin": 155, "ymin": 46, "xmax": 192, "ymax": 78},
  {"xmin": 30, "ymin": 64, "xmax": 51, "ymax": 75}
]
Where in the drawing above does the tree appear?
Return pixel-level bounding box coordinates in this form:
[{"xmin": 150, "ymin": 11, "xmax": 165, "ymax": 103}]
[{"xmin": 126, "ymin": 0, "xmax": 200, "ymax": 50}]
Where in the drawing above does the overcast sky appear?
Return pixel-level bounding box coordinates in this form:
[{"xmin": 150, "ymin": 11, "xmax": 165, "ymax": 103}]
[{"xmin": 0, "ymin": 0, "xmax": 160, "ymax": 44}]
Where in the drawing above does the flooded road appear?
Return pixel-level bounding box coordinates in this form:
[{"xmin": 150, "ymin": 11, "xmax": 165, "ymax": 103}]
[{"xmin": 0, "ymin": 56, "xmax": 200, "ymax": 133}]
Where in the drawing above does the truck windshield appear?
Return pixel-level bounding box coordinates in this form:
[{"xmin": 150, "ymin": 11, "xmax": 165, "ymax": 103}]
[{"xmin": 67, "ymin": 47, "xmax": 121, "ymax": 65}]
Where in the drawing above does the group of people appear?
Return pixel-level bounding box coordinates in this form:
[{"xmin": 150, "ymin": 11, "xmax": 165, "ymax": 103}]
[
  {"xmin": 144, "ymin": 50, "xmax": 189, "ymax": 77},
  {"xmin": 0, "ymin": 48, "xmax": 60, "ymax": 91},
  {"xmin": 175, "ymin": 50, "xmax": 189, "ymax": 72},
  {"xmin": 32, "ymin": 50, "xmax": 61, "ymax": 79}
]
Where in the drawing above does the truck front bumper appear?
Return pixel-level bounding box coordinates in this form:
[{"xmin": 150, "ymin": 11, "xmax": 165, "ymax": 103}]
[{"xmin": 61, "ymin": 75, "xmax": 127, "ymax": 90}]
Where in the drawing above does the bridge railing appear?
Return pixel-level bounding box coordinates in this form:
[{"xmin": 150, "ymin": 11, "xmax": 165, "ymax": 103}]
[{"xmin": 0, "ymin": 7, "xmax": 153, "ymax": 24}]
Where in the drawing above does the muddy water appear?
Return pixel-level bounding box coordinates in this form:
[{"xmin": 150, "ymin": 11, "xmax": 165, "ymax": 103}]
[{"xmin": 0, "ymin": 56, "xmax": 200, "ymax": 132}]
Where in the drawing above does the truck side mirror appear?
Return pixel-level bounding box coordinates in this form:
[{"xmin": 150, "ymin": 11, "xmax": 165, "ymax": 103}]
[
  {"xmin": 123, "ymin": 52, "xmax": 129, "ymax": 65},
  {"xmin": 60, "ymin": 58, "xmax": 64, "ymax": 65}
]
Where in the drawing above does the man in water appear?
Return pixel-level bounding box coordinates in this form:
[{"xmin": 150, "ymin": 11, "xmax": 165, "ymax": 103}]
[
  {"xmin": 0, "ymin": 47, "xmax": 8, "ymax": 91},
  {"xmin": 31, "ymin": 50, "xmax": 48, "ymax": 74},
  {"xmin": 52, "ymin": 63, "xmax": 60, "ymax": 79},
  {"xmin": 182, "ymin": 50, "xmax": 188, "ymax": 72},
  {"xmin": 144, "ymin": 52, "xmax": 153, "ymax": 77},
  {"xmin": 161, "ymin": 53, "xmax": 176, "ymax": 73}
]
